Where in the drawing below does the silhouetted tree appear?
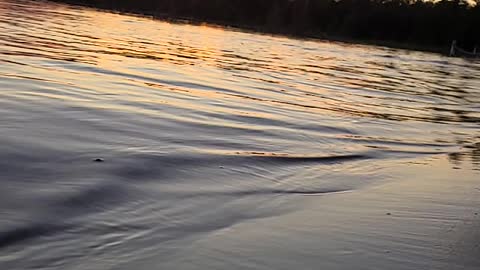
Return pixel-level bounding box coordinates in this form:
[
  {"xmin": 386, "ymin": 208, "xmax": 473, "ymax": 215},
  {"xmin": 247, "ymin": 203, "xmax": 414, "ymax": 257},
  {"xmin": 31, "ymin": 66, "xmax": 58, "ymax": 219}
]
[{"xmin": 48, "ymin": 0, "xmax": 480, "ymax": 52}]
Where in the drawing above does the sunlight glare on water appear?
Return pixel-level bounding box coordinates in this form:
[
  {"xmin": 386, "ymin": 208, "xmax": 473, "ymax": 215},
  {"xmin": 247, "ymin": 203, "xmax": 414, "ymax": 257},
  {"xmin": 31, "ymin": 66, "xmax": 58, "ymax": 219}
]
[{"xmin": 0, "ymin": 0, "xmax": 479, "ymax": 269}]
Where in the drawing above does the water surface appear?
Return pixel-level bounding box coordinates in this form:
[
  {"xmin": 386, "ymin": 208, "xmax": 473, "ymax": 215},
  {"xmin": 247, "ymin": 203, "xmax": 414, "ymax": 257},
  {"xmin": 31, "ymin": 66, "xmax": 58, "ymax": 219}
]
[{"xmin": 0, "ymin": 0, "xmax": 479, "ymax": 269}]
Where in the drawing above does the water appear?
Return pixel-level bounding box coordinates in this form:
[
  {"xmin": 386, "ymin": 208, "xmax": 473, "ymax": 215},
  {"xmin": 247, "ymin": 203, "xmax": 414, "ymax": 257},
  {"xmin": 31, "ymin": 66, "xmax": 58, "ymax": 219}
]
[{"xmin": 0, "ymin": 0, "xmax": 479, "ymax": 269}]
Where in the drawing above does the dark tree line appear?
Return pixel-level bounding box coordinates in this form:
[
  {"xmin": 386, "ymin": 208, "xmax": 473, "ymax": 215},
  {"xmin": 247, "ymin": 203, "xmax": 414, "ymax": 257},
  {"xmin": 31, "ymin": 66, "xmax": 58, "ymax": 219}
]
[{"xmin": 49, "ymin": 0, "xmax": 480, "ymax": 53}]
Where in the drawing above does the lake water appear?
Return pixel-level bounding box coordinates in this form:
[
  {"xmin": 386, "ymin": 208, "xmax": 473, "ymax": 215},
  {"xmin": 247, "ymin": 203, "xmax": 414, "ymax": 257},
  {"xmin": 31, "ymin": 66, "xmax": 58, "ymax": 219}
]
[{"xmin": 1, "ymin": 0, "xmax": 479, "ymax": 269}]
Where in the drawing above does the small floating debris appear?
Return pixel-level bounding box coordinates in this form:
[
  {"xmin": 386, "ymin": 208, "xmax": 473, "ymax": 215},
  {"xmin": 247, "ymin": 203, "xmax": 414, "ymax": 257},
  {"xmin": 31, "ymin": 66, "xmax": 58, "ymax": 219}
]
[
  {"xmin": 386, "ymin": 212, "xmax": 392, "ymax": 216},
  {"xmin": 93, "ymin": 158, "xmax": 105, "ymax": 163}
]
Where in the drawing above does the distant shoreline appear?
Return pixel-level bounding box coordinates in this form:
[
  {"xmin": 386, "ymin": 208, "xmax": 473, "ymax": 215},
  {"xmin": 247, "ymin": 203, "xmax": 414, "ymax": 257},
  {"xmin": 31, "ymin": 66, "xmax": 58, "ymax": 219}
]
[{"xmin": 48, "ymin": 0, "xmax": 451, "ymax": 55}]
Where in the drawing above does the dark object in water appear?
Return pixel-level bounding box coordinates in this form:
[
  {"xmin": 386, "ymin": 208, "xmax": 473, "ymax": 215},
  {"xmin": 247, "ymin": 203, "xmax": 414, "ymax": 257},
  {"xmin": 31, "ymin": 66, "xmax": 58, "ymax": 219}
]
[
  {"xmin": 93, "ymin": 158, "xmax": 104, "ymax": 162},
  {"xmin": 450, "ymin": 40, "xmax": 479, "ymax": 58}
]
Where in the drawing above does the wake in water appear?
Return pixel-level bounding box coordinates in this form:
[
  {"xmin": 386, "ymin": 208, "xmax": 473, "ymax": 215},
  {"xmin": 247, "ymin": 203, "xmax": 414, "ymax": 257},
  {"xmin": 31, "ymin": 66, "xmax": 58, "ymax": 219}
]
[
  {"xmin": 0, "ymin": 144, "xmax": 465, "ymax": 251},
  {"xmin": 0, "ymin": 1, "xmax": 479, "ymax": 269}
]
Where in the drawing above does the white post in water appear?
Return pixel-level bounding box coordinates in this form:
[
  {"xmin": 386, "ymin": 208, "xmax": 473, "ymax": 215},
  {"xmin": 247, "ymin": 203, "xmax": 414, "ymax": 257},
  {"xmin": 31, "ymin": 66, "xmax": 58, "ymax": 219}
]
[{"xmin": 450, "ymin": 40, "xmax": 457, "ymax": 56}]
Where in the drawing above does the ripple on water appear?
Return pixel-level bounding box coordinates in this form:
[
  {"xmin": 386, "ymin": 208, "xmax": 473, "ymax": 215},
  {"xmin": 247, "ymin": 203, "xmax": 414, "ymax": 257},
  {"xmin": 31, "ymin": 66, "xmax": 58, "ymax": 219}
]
[{"xmin": 0, "ymin": 0, "xmax": 480, "ymax": 269}]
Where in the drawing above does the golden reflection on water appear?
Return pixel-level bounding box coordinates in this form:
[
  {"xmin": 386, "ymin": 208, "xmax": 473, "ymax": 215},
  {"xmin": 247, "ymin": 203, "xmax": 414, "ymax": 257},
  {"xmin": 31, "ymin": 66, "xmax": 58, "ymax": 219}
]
[
  {"xmin": 1, "ymin": 3, "xmax": 480, "ymax": 270},
  {"xmin": 0, "ymin": 0, "xmax": 479, "ymax": 168}
]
